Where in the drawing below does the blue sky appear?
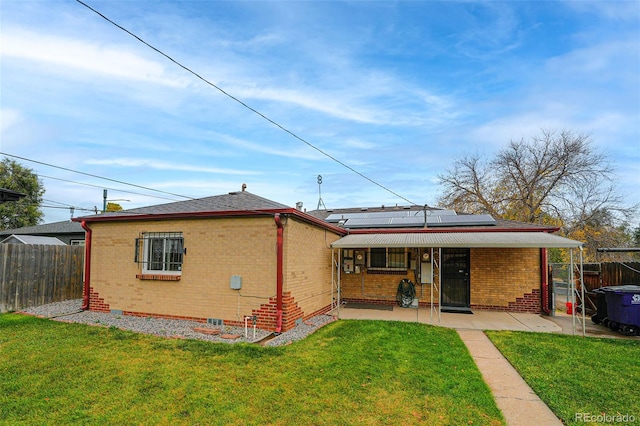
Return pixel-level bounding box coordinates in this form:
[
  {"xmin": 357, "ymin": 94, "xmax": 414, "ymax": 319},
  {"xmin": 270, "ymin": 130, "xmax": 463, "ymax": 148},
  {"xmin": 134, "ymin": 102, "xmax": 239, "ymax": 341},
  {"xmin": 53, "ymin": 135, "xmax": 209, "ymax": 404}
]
[{"xmin": 1, "ymin": 0, "xmax": 639, "ymax": 224}]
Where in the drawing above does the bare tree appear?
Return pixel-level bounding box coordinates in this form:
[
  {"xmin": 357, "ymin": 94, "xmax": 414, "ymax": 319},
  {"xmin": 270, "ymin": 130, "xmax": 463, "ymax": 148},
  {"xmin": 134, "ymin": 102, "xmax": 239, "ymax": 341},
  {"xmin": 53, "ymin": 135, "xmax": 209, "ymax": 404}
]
[{"xmin": 438, "ymin": 129, "xmax": 638, "ymax": 259}]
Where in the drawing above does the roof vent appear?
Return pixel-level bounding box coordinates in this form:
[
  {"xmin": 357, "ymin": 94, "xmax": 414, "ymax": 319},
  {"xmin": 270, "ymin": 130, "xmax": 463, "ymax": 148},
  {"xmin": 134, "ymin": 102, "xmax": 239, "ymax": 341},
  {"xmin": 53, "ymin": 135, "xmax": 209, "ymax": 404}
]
[{"xmin": 241, "ymin": 183, "xmax": 247, "ymax": 192}]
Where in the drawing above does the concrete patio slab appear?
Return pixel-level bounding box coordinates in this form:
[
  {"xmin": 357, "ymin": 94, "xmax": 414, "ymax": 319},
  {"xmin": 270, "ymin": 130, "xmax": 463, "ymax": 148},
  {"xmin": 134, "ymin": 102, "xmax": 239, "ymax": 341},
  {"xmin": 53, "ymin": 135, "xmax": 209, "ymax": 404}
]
[{"xmin": 332, "ymin": 305, "xmax": 564, "ymax": 332}]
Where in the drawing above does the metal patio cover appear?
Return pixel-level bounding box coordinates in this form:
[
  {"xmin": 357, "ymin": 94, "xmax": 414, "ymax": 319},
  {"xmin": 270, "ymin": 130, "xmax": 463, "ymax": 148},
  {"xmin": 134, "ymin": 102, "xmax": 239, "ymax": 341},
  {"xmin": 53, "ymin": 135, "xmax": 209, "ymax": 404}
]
[{"xmin": 330, "ymin": 231, "xmax": 583, "ymax": 249}]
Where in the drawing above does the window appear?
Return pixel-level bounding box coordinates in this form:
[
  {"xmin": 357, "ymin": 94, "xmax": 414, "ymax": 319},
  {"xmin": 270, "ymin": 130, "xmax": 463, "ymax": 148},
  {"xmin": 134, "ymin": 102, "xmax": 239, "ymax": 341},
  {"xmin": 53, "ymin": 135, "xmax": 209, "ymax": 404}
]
[
  {"xmin": 368, "ymin": 247, "xmax": 407, "ymax": 270},
  {"xmin": 136, "ymin": 232, "xmax": 184, "ymax": 275}
]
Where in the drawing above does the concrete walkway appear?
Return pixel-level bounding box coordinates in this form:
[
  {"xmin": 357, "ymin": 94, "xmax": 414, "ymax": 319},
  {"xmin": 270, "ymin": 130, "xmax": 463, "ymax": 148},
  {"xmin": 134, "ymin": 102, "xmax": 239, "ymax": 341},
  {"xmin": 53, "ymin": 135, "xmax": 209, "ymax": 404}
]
[{"xmin": 457, "ymin": 329, "xmax": 562, "ymax": 426}]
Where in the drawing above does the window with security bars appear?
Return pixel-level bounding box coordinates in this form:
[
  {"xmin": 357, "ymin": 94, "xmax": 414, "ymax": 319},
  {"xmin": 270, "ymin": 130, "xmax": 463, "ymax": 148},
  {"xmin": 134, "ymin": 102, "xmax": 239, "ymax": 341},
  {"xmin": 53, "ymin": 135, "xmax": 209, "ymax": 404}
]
[
  {"xmin": 368, "ymin": 247, "xmax": 407, "ymax": 270},
  {"xmin": 135, "ymin": 232, "xmax": 184, "ymax": 274}
]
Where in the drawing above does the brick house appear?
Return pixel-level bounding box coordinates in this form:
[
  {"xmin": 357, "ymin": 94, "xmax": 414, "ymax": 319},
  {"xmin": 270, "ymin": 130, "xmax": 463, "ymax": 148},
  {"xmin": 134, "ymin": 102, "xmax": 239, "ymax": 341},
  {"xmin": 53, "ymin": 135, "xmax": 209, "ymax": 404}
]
[
  {"xmin": 309, "ymin": 205, "xmax": 583, "ymax": 315},
  {"xmin": 74, "ymin": 189, "xmax": 344, "ymax": 332},
  {"xmin": 74, "ymin": 189, "xmax": 582, "ymax": 332}
]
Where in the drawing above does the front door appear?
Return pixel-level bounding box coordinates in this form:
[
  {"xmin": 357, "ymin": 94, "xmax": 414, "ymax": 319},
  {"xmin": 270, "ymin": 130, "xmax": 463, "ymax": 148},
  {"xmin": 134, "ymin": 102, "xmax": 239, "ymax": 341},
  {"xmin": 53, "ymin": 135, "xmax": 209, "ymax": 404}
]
[{"xmin": 441, "ymin": 248, "xmax": 471, "ymax": 312}]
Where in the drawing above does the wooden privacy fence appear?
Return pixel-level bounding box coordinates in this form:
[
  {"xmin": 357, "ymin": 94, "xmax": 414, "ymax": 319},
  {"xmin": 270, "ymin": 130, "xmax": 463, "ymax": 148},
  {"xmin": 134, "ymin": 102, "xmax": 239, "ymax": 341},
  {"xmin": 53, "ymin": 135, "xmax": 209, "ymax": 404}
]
[
  {"xmin": 0, "ymin": 244, "xmax": 84, "ymax": 313},
  {"xmin": 601, "ymin": 262, "xmax": 640, "ymax": 287}
]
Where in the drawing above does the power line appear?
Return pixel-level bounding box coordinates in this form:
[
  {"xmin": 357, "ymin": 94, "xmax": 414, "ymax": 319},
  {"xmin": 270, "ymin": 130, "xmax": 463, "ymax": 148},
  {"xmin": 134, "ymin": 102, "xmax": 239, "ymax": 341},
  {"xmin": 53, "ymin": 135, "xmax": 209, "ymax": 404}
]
[
  {"xmin": 74, "ymin": 0, "xmax": 416, "ymax": 206},
  {"xmin": 39, "ymin": 174, "xmax": 183, "ymax": 202},
  {"xmin": 1, "ymin": 152, "xmax": 195, "ymax": 201},
  {"xmin": 42, "ymin": 198, "xmax": 95, "ymax": 212},
  {"xmin": 41, "ymin": 205, "xmax": 95, "ymax": 212}
]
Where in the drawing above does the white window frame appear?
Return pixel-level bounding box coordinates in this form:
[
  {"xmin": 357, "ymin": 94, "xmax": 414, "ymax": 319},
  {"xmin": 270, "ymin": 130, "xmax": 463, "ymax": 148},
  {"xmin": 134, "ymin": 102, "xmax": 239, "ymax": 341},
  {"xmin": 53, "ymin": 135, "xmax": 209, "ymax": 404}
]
[{"xmin": 139, "ymin": 232, "xmax": 184, "ymax": 275}]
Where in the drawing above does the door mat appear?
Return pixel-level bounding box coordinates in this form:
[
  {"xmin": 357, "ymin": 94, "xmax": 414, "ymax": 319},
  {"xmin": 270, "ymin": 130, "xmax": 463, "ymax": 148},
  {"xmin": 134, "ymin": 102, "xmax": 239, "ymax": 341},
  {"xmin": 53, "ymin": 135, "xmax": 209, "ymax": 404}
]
[
  {"xmin": 441, "ymin": 308, "xmax": 473, "ymax": 314},
  {"xmin": 344, "ymin": 303, "xmax": 393, "ymax": 311}
]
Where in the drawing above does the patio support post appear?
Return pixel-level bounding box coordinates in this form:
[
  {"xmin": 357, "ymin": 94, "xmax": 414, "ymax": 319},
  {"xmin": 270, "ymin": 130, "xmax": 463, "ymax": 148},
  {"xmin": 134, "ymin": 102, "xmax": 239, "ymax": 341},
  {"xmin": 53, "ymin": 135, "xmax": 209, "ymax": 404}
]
[
  {"xmin": 580, "ymin": 247, "xmax": 585, "ymax": 336},
  {"xmin": 430, "ymin": 247, "xmax": 434, "ymax": 321},
  {"xmin": 570, "ymin": 249, "xmax": 575, "ymax": 334},
  {"xmin": 331, "ymin": 248, "xmax": 334, "ymax": 311},
  {"xmin": 437, "ymin": 248, "xmax": 441, "ymax": 323},
  {"xmin": 569, "ymin": 248, "xmax": 587, "ymax": 337},
  {"xmin": 337, "ymin": 248, "xmax": 342, "ymax": 318}
]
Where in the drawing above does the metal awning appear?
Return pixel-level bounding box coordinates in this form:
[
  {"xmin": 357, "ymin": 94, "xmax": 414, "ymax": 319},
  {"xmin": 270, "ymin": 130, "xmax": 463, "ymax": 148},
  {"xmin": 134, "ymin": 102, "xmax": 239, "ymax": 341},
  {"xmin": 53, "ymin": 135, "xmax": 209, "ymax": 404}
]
[{"xmin": 330, "ymin": 231, "xmax": 583, "ymax": 249}]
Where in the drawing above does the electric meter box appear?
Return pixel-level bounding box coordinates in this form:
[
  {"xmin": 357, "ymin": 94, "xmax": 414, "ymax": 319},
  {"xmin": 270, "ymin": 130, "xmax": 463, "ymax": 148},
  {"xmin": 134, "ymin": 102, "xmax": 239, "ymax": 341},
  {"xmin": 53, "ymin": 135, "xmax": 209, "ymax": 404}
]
[
  {"xmin": 343, "ymin": 249, "xmax": 355, "ymax": 273},
  {"xmin": 230, "ymin": 275, "xmax": 242, "ymax": 290}
]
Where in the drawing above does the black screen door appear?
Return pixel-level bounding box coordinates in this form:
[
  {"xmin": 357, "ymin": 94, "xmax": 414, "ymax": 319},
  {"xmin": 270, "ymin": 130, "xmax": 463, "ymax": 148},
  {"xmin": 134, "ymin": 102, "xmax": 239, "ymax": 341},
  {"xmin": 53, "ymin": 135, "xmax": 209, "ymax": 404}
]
[{"xmin": 441, "ymin": 248, "xmax": 471, "ymax": 311}]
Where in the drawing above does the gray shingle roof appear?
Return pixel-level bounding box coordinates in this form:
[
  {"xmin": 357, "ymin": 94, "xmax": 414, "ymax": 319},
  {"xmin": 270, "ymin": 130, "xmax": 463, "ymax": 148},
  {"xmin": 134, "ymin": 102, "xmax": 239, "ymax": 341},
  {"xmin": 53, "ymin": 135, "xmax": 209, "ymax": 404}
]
[
  {"xmin": 82, "ymin": 191, "xmax": 290, "ymax": 219},
  {"xmin": 1, "ymin": 235, "xmax": 66, "ymax": 245},
  {"xmin": 0, "ymin": 220, "xmax": 84, "ymax": 236}
]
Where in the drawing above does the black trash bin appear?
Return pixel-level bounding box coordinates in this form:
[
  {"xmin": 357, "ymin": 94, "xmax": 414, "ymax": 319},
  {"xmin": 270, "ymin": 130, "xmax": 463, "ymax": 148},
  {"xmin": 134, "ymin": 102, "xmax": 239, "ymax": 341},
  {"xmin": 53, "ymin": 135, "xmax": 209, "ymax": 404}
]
[{"xmin": 591, "ymin": 287, "xmax": 608, "ymax": 325}]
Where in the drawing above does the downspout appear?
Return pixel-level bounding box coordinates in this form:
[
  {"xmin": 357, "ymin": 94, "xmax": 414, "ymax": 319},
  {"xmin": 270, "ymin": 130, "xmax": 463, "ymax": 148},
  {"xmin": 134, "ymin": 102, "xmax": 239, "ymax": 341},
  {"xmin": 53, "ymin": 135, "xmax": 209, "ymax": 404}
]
[
  {"xmin": 541, "ymin": 248, "xmax": 550, "ymax": 315},
  {"xmin": 274, "ymin": 214, "xmax": 284, "ymax": 334},
  {"xmin": 80, "ymin": 221, "xmax": 92, "ymax": 311}
]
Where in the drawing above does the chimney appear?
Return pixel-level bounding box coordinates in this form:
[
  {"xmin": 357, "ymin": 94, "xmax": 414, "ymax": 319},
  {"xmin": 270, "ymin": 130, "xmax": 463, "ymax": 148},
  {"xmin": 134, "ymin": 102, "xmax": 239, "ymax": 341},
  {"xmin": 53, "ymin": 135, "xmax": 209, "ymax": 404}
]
[
  {"xmin": 295, "ymin": 201, "xmax": 303, "ymax": 211},
  {"xmin": 241, "ymin": 183, "xmax": 247, "ymax": 192}
]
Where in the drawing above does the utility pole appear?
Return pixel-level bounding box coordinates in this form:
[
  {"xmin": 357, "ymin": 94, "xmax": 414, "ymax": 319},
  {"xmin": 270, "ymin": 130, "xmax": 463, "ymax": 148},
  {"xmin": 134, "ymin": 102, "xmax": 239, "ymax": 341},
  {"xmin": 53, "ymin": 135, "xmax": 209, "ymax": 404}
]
[{"xmin": 103, "ymin": 189, "xmax": 108, "ymax": 213}]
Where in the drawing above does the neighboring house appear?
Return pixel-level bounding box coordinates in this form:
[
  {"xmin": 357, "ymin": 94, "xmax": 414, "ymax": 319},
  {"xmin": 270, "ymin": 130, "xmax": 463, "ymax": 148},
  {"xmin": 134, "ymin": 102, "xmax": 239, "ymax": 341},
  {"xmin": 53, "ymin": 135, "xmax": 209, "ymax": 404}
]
[
  {"xmin": 0, "ymin": 221, "xmax": 86, "ymax": 245},
  {"xmin": 74, "ymin": 188, "xmax": 583, "ymax": 332},
  {"xmin": 308, "ymin": 205, "xmax": 582, "ymax": 315},
  {"xmin": 0, "ymin": 234, "xmax": 65, "ymax": 245}
]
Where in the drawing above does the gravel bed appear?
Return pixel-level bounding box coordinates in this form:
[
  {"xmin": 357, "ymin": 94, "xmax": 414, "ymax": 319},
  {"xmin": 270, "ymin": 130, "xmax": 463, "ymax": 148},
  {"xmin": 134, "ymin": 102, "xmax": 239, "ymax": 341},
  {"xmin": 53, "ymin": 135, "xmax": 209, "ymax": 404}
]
[{"xmin": 19, "ymin": 299, "xmax": 336, "ymax": 346}]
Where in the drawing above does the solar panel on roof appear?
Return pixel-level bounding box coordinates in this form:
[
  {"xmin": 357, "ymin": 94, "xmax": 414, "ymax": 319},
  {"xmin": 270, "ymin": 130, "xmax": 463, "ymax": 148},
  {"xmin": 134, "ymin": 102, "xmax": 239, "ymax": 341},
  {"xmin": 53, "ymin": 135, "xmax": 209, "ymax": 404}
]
[
  {"xmin": 344, "ymin": 217, "xmax": 426, "ymax": 228},
  {"xmin": 326, "ymin": 208, "xmax": 495, "ymax": 228},
  {"xmin": 427, "ymin": 214, "xmax": 496, "ymax": 227},
  {"xmin": 390, "ymin": 217, "xmax": 427, "ymax": 226},
  {"xmin": 427, "ymin": 209, "xmax": 457, "ymax": 216},
  {"xmin": 325, "ymin": 213, "xmax": 368, "ymax": 222},
  {"xmin": 326, "ymin": 210, "xmax": 421, "ymax": 222}
]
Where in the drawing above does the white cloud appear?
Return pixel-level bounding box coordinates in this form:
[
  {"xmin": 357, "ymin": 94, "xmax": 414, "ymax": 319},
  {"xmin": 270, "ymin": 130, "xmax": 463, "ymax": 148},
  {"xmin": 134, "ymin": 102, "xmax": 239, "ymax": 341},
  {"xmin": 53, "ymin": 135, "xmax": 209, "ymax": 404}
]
[
  {"xmin": 0, "ymin": 109, "xmax": 22, "ymax": 136},
  {"xmin": 229, "ymin": 78, "xmax": 458, "ymax": 127},
  {"xmin": 85, "ymin": 158, "xmax": 261, "ymax": 175},
  {"xmin": 545, "ymin": 38, "xmax": 639, "ymax": 80},
  {"xmin": 209, "ymin": 132, "xmax": 323, "ymax": 160},
  {"xmin": 566, "ymin": 1, "xmax": 640, "ymax": 22},
  {"xmin": 0, "ymin": 28, "xmax": 189, "ymax": 87},
  {"xmin": 341, "ymin": 138, "xmax": 377, "ymax": 150}
]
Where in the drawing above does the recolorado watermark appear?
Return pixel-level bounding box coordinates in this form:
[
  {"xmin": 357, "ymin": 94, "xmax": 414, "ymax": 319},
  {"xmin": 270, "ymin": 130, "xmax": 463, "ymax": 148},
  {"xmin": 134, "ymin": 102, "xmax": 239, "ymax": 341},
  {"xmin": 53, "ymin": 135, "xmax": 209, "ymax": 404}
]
[{"xmin": 575, "ymin": 413, "xmax": 636, "ymax": 423}]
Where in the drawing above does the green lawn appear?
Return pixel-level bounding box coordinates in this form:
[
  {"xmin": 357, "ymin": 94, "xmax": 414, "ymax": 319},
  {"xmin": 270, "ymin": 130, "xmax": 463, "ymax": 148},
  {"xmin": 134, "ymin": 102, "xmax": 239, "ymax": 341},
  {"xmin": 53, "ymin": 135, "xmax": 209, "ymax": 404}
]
[
  {"xmin": 1, "ymin": 314, "xmax": 503, "ymax": 425},
  {"xmin": 487, "ymin": 331, "xmax": 640, "ymax": 425}
]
